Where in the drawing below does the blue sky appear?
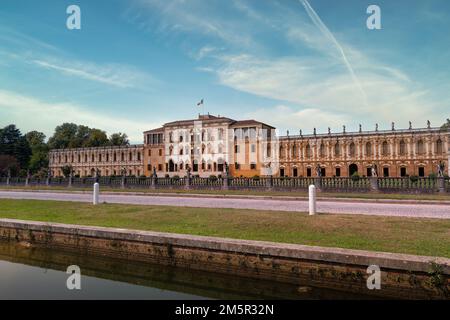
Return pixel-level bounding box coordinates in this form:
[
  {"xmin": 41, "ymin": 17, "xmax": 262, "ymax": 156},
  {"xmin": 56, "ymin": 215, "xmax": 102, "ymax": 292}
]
[{"xmin": 0, "ymin": 0, "xmax": 449, "ymax": 143}]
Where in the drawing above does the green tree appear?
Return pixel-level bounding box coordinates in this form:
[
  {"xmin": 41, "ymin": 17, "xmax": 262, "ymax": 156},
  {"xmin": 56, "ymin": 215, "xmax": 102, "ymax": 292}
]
[
  {"xmin": 26, "ymin": 131, "xmax": 49, "ymax": 174},
  {"xmin": 109, "ymin": 132, "xmax": 129, "ymax": 146},
  {"xmin": 84, "ymin": 129, "xmax": 108, "ymax": 147},
  {"xmin": 441, "ymin": 119, "xmax": 450, "ymax": 130},
  {"xmin": 48, "ymin": 123, "xmax": 78, "ymax": 149},
  {"xmin": 0, "ymin": 124, "xmax": 31, "ymax": 171}
]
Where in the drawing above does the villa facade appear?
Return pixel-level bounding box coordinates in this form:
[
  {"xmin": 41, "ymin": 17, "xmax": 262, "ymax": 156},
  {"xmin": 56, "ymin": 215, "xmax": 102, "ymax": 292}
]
[{"xmin": 49, "ymin": 115, "xmax": 450, "ymax": 178}]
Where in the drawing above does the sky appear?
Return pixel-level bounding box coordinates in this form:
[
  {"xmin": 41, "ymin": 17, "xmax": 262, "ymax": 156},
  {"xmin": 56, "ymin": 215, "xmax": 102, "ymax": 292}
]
[{"xmin": 0, "ymin": 0, "xmax": 449, "ymax": 143}]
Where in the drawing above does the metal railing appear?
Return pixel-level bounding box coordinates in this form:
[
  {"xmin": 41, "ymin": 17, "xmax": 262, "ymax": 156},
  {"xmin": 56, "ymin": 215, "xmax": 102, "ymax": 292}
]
[{"xmin": 0, "ymin": 176, "xmax": 448, "ymax": 193}]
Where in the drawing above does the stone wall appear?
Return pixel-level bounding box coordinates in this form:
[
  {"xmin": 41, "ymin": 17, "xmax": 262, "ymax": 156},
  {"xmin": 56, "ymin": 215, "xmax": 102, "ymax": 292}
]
[{"xmin": 0, "ymin": 219, "xmax": 448, "ymax": 299}]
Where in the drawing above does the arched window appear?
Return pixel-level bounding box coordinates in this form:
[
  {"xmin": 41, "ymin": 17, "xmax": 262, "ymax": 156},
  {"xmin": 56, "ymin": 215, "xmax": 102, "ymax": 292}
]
[
  {"xmin": 365, "ymin": 142, "xmax": 372, "ymax": 156},
  {"xmin": 305, "ymin": 144, "xmax": 311, "ymax": 158},
  {"xmin": 334, "ymin": 142, "xmax": 340, "ymax": 157},
  {"xmin": 349, "ymin": 142, "xmax": 356, "ymax": 157},
  {"xmin": 417, "ymin": 139, "xmax": 425, "ymax": 155},
  {"xmin": 382, "ymin": 141, "xmax": 389, "ymax": 156},
  {"xmin": 399, "ymin": 140, "xmax": 406, "ymax": 155},
  {"xmin": 292, "ymin": 145, "xmax": 296, "ymax": 158},
  {"xmin": 436, "ymin": 139, "xmax": 443, "ymax": 154},
  {"xmin": 319, "ymin": 143, "xmax": 326, "ymax": 157},
  {"xmin": 279, "ymin": 144, "xmax": 284, "ymax": 156}
]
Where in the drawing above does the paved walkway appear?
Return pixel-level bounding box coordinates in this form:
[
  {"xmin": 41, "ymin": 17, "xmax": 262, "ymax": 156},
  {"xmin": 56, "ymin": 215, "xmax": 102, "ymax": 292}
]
[{"xmin": 0, "ymin": 191, "xmax": 449, "ymax": 219}]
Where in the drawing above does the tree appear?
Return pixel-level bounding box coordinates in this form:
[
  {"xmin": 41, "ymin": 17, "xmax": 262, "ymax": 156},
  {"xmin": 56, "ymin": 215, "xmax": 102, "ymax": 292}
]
[
  {"xmin": 0, "ymin": 155, "xmax": 19, "ymax": 176},
  {"xmin": 0, "ymin": 124, "xmax": 31, "ymax": 171},
  {"xmin": 48, "ymin": 123, "xmax": 78, "ymax": 149},
  {"xmin": 25, "ymin": 131, "xmax": 49, "ymax": 174},
  {"xmin": 61, "ymin": 165, "xmax": 73, "ymax": 178},
  {"xmin": 84, "ymin": 129, "xmax": 108, "ymax": 147},
  {"xmin": 441, "ymin": 119, "xmax": 450, "ymax": 130},
  {"xmin": 109, "ymin": 132, "xmax": 129, "ymax": 146}
]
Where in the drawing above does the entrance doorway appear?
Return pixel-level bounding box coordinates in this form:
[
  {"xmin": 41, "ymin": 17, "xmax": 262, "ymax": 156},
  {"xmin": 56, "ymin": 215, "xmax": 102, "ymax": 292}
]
[{"xmin": 349, "ymin": 164, "xmax": 358, "ymax": 176}]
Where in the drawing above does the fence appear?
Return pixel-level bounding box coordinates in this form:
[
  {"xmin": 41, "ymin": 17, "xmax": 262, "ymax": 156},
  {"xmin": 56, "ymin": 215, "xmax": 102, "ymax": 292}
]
[{"xmin": 0, "ymin": 175, "xmax": 449, "ymax": 194}]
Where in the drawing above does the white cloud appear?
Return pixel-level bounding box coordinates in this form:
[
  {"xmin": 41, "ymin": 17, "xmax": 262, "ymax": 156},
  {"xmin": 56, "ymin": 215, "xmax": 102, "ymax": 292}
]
[
  {"xmin": 0, "ymin": 90, "xmax": 161, "ymax": 143},
  {"xmin": 246, "ymin": 105, "xmax": 351, "ymax": 134},
  {"xmin": 31, "ymin": 58, "xmax": 159, "ymax": 89}
]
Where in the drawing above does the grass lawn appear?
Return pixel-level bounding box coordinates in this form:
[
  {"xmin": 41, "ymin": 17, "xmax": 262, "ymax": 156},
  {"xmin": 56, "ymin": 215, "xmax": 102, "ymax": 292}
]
[
  {"xmin": 0, "ymin": 199, "xmax": 449, "ymax": 258},
  {"xmin": 1, "ymin": 185, "xmax": 450, "ymax": 201}
]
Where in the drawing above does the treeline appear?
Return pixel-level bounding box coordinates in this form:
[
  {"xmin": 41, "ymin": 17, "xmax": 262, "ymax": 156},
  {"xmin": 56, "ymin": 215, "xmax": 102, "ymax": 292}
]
[{"xmin": 0, "ymin": 123, "xmax": 129, "ymax": 177}]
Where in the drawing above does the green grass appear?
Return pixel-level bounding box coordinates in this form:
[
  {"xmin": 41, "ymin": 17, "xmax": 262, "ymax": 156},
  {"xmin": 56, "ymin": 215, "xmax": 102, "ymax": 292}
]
[
  {"xmin": 1, "ymin": 185, "xmax": 449, "ymax": 201},
  {"xmin": 0, "ymin": 199, "xmax": 449, "ymax": 258}
]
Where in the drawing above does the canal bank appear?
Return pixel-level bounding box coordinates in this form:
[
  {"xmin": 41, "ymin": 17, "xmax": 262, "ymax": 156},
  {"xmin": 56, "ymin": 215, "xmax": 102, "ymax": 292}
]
[{"xmin": 0, "ymin": 219, "xmax": 448, "ymax": 299}]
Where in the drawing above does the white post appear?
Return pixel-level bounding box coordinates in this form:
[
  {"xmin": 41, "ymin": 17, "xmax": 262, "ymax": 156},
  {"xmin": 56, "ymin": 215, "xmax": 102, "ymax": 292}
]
[
  {"xmin": 93, "ymin": 183, "xmax": 99, "ymax": 205},
  {"xmin": 309, "ymin": 184, "xmax": 316, "ymax": 216}
]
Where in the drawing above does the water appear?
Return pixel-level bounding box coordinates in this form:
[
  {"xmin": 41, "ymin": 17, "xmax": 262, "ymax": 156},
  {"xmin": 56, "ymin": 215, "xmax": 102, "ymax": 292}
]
[{"xmin": 0, "ymin": 241, "xmax": 371, "ymax": 300}]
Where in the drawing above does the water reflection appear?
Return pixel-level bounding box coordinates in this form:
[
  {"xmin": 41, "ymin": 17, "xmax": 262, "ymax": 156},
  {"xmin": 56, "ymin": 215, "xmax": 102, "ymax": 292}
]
[{"xmin": 0, "ymin": 241, "xmax": 372, "ymax": 300}]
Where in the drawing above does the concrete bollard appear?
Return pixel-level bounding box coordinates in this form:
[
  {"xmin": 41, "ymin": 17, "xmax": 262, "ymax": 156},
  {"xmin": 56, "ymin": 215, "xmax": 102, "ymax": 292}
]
[
  {"xmin": 309, "ymin": 184, "xmax": 316, "ymax": 216},
  {"xmin": 93, "ymin": 183, "xmax": 99, "ymax": 205}
]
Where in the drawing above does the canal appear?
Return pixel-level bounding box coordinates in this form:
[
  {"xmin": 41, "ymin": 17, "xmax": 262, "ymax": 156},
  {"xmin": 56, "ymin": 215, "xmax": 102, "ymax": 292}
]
[{"xmin": 0, "ymin": 241, "xmax": 374, "ymax": 299}]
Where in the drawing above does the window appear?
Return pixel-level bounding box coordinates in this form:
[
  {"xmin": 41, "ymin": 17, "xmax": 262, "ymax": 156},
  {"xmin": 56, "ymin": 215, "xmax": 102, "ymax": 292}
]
[
  {"xmin": 436, "ymin": 139, "xmax": 443, "ymax": 154},
  {"xmin": 418, "ymin": 167, "xmax": 425, "ymax": 177},
  {"xmin": 319, "ymin": 144, "xmax": 325, "ymax": 157},
  {"xmin": 292, "ymin": 145, "xmax": 296, "ymax": 157},
  {"xmin": 159, "ymin": 149, "xmax": 162, "ymax": 156},
  {"xmin": 334, "ymin": 143, "xmax": 340, "ymax": 156},
  {"xmin": 349, "ymin": 142, "xmax": 356, "ymax": 157},
  {"xmin": 366, "ymin": 142, "xmax": 372, "ymax": 156},
  {"xmin": 235, "ymin": 162, "xmax": 240, "ymax": 170},
  {"xmin": 321, "ymin": 168, "xmax": 326, "ymax": 177},
  {"xmin": 235, "ymin": 145, "xmax": 240, "ymax": 153},
  {"xmin": 180, "ymin": 148, "xmax": 183, "ymax": 155},
  {"xmin": 250, "ymin": 163, "xmax": 256, "ymax": 170},
  {"xmin": 251, "ymin": 144, "xmax": 256, "ymax": 153},
  {"xmin": 399, "ymin": 140, "xmax": 406, "ymax": 155},
  {"xmin": 148, "ymin": 150, "xmax": 151, "ymax": 156},
  {"xmin": 92, "ymin": 154, "xmax": 94, "ymax": 162},
  {"xmin": 417, "ymin": 140, "xmax": 425, "ymax": 155},
  {"xmin": 382, "ymin": 141, "xmax": 389, "ymax": 156},
  {"xmin": 293, "ymin": 168, "xmax": 298, "ymax": 177},
  {"xmin": 400, "ymin": 167, "xmax": 407, "ymax": 177},
  {"xmin": 106, "ymin": 153, "xmax": 109, "ymax": 162},
  {"xmin": 137, "ymin": 152, "xmax": 141, "ymax": 161},
  {"xmin": 147, "ymin": 164, "xmax": 151, "ymax": 171},
  {"xmin": 367, "ymin": 167, "xmax": 372, "ymax": 177},
  {"xmin": 305, "ymin": 144, "xmax": 311, "ymax": 158},
  {"xmin": 129, "ymin": 152, "xmax": 132, "ymax": 161},
  {"xmin": 158, "ymin": 164, "xmax": 162, "ymax": 171},
  {"xmin": 99, "ymin": 154, "xmax": 102, "ymax": 162},
  {"xmin": 280, "ymin": 168, "xmax": 285, "ymax": 177},
  {"xmin": 335, "ymin": 167, "xmax": 341, "ymax": 177},
  {"xmin": 383, "ymin": 167, "xmax": 389, "ymax": 177},
  {"xmin": 306, "ymin": 168, "xmax": 311, "ymax": 177}
]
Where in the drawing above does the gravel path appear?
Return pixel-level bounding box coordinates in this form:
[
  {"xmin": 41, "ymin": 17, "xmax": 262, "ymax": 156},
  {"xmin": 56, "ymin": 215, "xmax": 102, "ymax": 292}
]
[{"xmin": 0, "ymin": 191, "xmax": 449, "ymax": 219}]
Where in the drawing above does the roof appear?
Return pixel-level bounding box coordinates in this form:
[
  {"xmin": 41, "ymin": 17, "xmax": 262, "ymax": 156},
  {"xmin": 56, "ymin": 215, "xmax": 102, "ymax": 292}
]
[
  {"xmin": 231, "ymin": 119, "xmax": 276, "ymax": 129},
  {"xmin": 279, "ymin": 127, "xmax": 449, "ymax": 141},
  {"xmin": 163, "ymin": 114, "xmax": 236, "ymax": 127},
  {"xmin": 143, "ymin": 127, "xmax": 164, "ymax": 134}
]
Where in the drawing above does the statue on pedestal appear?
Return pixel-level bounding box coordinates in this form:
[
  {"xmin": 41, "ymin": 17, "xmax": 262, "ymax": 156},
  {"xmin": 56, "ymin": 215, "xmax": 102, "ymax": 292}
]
[
  {"xmin": 427, "ymin": 120, "xmax": 431, "ymax": 129},
  {"xmin": 437, "ymin": 162, "xmax": 445, "ymax": 178},
  {"xmin": 409, "ymin": 121, "xmax": 412, "ymax": 130},
  {"xmin": 371, "ymin": 164, "xmax": 378, "ymax": 177},
  {"xmin": 316, "ymin": 164, "xmax": 322, "ymax": 177}
]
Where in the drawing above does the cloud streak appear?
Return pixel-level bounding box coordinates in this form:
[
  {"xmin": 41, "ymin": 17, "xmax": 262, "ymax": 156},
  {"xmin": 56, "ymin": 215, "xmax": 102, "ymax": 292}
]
[{"xmin": 299, "ymin": 0, "xmax": 369, "ymax": 109}]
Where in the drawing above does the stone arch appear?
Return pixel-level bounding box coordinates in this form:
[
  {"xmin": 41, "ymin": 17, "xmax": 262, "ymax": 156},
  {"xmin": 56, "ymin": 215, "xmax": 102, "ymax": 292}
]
[{"xmin": 349, "ymin": 163, "xmax": 358, "ymax": 176}]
